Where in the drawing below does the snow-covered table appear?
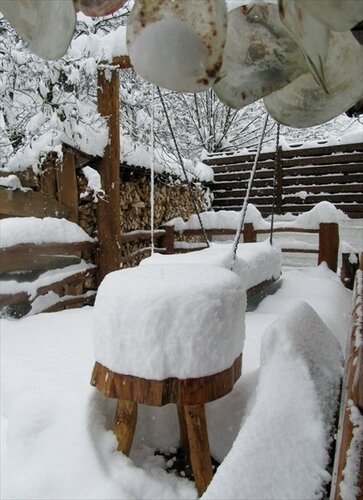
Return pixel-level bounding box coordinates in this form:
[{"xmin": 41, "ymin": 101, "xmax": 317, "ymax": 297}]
[{"xmin": 91, "ymin": 264, "xmax": 246, "ymax": 495}]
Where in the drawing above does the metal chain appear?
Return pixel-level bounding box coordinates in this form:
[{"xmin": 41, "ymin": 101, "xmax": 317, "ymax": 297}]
[
  {"xmin": 156, "ymin": 86, "xmax": 210, "ymax": 248},
  {"xmin": 270, "ymin": 122, "xmax": 281, "ymax": 245},
  {"xmin": 231, "ymin": 114, "xmax": 269, "ymax": 264}
]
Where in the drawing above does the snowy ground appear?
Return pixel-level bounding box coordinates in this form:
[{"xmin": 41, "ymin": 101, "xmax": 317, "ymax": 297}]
[{"xmin": 1, "ymin": 260, "xmax": 352, "ymax": 500}]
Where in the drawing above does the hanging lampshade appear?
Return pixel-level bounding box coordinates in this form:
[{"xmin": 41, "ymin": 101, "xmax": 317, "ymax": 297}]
[
  {"xmin": 264, "ymin": 31, "xmax": 363, "ymax": 127},
  {"xmin": 278, "ymin": 0, "xmax": 330, "ymax": 91},
  {"xmin": 294, "ymin": 0, "xmax": 363, "ymax": 32},
  {"xmin": 213, "ymin": 3, "xmax": 308, "ymax": 110},
  {"xmin": 126, "ymin": 0, "xmax": 227, "ymax": 92},
  {"xmin": 1, "ymin": 0, "xmax": 76, "ymax": 60}
]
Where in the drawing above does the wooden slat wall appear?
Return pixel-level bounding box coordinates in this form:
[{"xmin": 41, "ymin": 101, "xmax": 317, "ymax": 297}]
[{"xmin": 206, "ymin": 142, "xmax": 363, "ymax": 218}]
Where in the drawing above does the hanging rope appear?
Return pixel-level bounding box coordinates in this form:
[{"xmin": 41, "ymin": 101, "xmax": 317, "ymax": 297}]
[
  {"xmin": 156, "ymin": 86, "xmax": 210, "ymax": 248},
  {"xmin": 150, "ymin": 85, "xmax": 155, "ymax": 255},
  {"xmin": 270, "ymin": 122, "xmax": 280, "ymax": 245},
  {"xmin": 231, "ymin": 114, "xmax": 269, "ymax": 264}
]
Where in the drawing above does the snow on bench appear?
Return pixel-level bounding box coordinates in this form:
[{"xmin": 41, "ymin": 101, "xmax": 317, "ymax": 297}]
[
  {"xmin": 141, "ymin": 240, "xmax": 281, "ymax": 292},
  {"xmin": 93, "ymin": 264, "xmax": 246, "ymax": 379},
  {"xmin": 204, "ymin": 301, "xmax": 343, "ymax": 499}
]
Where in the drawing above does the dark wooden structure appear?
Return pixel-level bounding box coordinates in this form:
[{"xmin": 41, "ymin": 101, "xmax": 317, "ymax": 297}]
[
  {"xmin": 331, "ymin": 256, "xmax": 363, "ymax": 499},
  {"xmin": 205, "ymin": 142, "xmax": 363, "ymax": 218},
  {"xmin": 91, "ymin": 354, "xmax": 242, "ymax": 496}
]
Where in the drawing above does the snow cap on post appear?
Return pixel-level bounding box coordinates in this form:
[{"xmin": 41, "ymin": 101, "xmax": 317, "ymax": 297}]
[
  {"xmin": 264, "ymin": 31, "xmax": 363, "ymax": 128},
  {"xmin": 126, "ymin": 0, "xmax": 227, "ymax": 92},
  {"xmin": 213, "ymin": 3, "xmax": 307, "ymax": 110}
]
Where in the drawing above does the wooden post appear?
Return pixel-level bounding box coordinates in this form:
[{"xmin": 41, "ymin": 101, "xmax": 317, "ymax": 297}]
[
  {"xmin": 243, "ymin": 223, "xmax": 256, "ymax": 243},
  {"xmin": 160, "ymin": 224, "xmax": 175, "ymax": 254},
  {"xmin": 184, "ymin": 404, "xmax": 213, "ymax": 496},
  {"xmin": 96, "ymin": 63, "xmax": 121, "ymax": 284},
  {"xmin": 318, "ymin": 223, "xmax": 339, "ymax": 272},
  {"xmin": 340, "ymin": 252, "xmax": 359, "ymax": 289},
  {"xmin": 113, "ymin": 400, "xmax": 138, "ymax": 456},
  {"xmin": 275, "ymin": 145, "xmax": 283, "ymax": 215},
  {"xmin": 56, "ymin": 147, "xmax": 79, "ymax": 223}
]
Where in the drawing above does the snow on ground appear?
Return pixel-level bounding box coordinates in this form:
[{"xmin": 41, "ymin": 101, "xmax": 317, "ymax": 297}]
[{"xmin": 0, "ymin": 261, "xmax": 352, "ymax": 499}]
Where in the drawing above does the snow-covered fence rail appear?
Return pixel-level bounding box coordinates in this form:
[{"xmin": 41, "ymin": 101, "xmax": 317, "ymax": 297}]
[
  {"xmin": 331, "ymin": 257, "xmax": 363, "ymax": 498},
  {"xmin": 0, "ymin": 218, "xmax": 97, "ymax": 318},
  {"xmin": 206, "ymin": 142, "xmax": 363, "ymax": 219},
  {"xmin": 168, "ymin": 222, "xmax": 339, "ymax": 272},
  {"xmin": 119, "ymin": 229, "xmax": 167, "ymax": 266}
]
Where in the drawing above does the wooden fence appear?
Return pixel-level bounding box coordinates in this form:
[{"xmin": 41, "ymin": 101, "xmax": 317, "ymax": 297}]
[
  {"xmin": 205, "ymin": 142, "xmax": 363, "ymax": 218},
  {"xmin": 160, "ymin": 222, "xmax": 339, "ymax": 272},
  {"xmin": 331, "ymin": 257, "xmax": 363, "ymax": 498}
]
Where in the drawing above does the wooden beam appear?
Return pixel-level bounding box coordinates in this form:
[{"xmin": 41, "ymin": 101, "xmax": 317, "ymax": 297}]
[
  {"xmin": 96, "ymin": 63, "xmax": 121, "ymax": 284},
  {"xmin": 56, "ymin": 148, "xmax": 79, "ymax": 223},
  {"xmin": 0, "ymin": 188, "xmax": 70, "ymax": 218}
]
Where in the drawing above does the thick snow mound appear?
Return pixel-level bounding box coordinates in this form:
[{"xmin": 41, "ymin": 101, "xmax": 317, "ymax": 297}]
[
  {"xmin": 0, "ymin": 217, "xmax": 95, "ymax": 249},
  {"xmin": 142, "ymin": 240, "xmax": 281, "ymax": 291},
  {"xmin": 93, "ymin": 264, "xmax": 246, "ymax": 379},
  {"xmin": 204, "ymin": 301, "xmax": 343, "ymax": 499}
]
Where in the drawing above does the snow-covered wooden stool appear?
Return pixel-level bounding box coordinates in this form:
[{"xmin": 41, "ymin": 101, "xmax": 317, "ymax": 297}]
[{"xmin": 91, "ymin": 264, "xmax": 246, "ymax": 495}]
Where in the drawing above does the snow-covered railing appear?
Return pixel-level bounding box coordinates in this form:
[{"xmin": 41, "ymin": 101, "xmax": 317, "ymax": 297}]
[
  {"xmin": 165, "ymin": 222, "xmax": 339, "ymax": 272},
  {"xmin": 0, "ymin": 217, "xmax": 97, "ymax": 318},
  {"xmin": 331, "ymin": 256, "xmax": 363, "ymax": 499},
  {"xmin": 119, "ymin": 229, "xmax": 167, "ymax": 266}
]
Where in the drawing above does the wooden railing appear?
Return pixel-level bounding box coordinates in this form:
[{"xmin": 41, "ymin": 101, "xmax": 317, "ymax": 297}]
[
  {"xmin": 161, "ymin": 222, "xmax": 339, "ymax": 272},
  {"xmin": 331, "ymin": 256, "xmax": 363, "ymax": 498},
  {"xmin": 0, "ymin": 240, "xmax": 97, "ymax": 317}
]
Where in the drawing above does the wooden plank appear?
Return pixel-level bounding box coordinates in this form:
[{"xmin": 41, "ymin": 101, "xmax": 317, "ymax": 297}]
[
  {"xmin": 36, "ymin": 267, "xmax": 96, "ymax": 297},
  {"xmin": 120, "ymin": 229, "xmax": 166, "ymax": 243},
  {"xmin": 212, "ymin": 160, "xmax": 276, "ymax": 173},
  {"xmin": 0, "ymin": 254, "xmax": 81, "ymax": 274},
  {"xmin": 42, "ymin": 291, "xmax": 96, "ymax": 313},
  {"xmin": 0, "ymin": 188, "xmax": 70, "ymax": 218},
  {"xmin": 56, "ymin": 148, "xmax": 79, "ymax": 223},
  {"xmin": 96, "ymin": 63, "xmax": 121, "ymax": 284},
  {"xmin": 204, "ymin": 142, "xmax": 363, "ymax": 165},
  {"xmin": 120, "ymin": 247, "xmax": 165, "ymax": 265},
  {"xmin": 0, "ymin": 241, "xmax": 95, "ymax": 273},
  {"xmin": 282, "ymin": 163, "xmax": 363, "ymax": 177},
  {"xmin": 0, "ymin": 292, "xmax": 30, "ymax": 308},
  {"xmin": 283, "ymin": 194, "xmax": 363, "ymax": 204},
  {"xmin": 284, "ymin": 184, "xmax": 363, "ymax": 194},
  {"xmin": 283, "ymin": 173, "xmax": 363, "ymax": 187}
]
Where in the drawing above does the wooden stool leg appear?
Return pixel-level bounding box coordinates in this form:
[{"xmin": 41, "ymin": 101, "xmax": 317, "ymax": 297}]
[
  {"xmin": 184, "ymin": 404, "xmax": 213, "ymax": 496},
  {"xmin": 177, "ymin": 403, "xmax": 189, "ymax": 452},
  {"xmin": 113, "ymin": 399, "xmax": 137, "ymax": 455}
]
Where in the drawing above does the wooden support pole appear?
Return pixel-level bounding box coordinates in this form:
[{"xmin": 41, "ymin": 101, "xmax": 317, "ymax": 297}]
[
  {"xmin": 275, "ymin": 145, "xmax": 283, "ymax": 214},
  {"xmin": 184, "ymin": 404, "xmax": 213, "ymax": 496},
  {"xmin": 243, "ymin": 223, "xmax": 256, "ymax": 243},
  {"xmin": 56, "ymin": 147, "xmax": 79, "ymax": 223},
  {"xmin": 160, "ymin": 225, "xmax": 175, "ymax": 254},
  {"xmin": 318, "ymin": 223, "xmax": 339, "ymax": 272},
  {"xmin": 113, "ymin": 400, "xmax": 138, "ymax": 456},
  {"xmin": 96, "ymin": 64, "xmax": 121, "ymax": 284}
]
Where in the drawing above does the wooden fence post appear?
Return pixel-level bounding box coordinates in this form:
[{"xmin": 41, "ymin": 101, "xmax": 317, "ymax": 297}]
[
  {"xmin": 96, "ymin": 63, "xmax": 121, "ymax": 285},
  {"xmin": 275, "ymin": 145, "xmax": 283, "ymax": 215},
  {"xmin": 340, "ymin": 252, "xmax": 359, "ymax": 289},
  {"xmin": 318, "ymin": 223, "xmax": 339, "ymax": 272},
  {"xmin": 56, "ymin": 147, "xmax": 79, "ymax": 223},
  {"xmin": 243, "ymin": 223, "xmax": 256, "ymax": 243},
  {"xmin": 160, "ymin": 225, "xmax": 175, "ymax": 254}
]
